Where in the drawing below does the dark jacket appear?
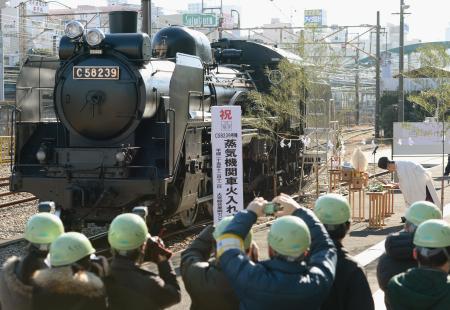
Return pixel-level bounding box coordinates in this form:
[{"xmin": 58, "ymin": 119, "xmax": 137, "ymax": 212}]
[
  {"xmin": 31, "ymin": 266, "xmax": 108, "ymax": 310},
  {"xmin": 321, "ymin": 240, "xmax": 374, "ymax": 310},
  {"xmin": 0, "ymin": 257, "xmax": 33, "ymax": 310},
  {"xmin": 105, "ymin": 256, "xmax": 181, "ymax": 310},
  {"xmin": 386, "ymin": 267, "xmax": 450, "ymax": 310},
  {"xmin": 219, "ymin": 208, "xmax": 337, "ymax": 310},
  {"xmin": 377, "ymin": 231, "xmax": 416, "ymax": 291},
  {"xmin": 15, "ymin": 248, "xmax": 48, "ymax": 286},
  {"xmin": 181, "ymin": 225, "xmax": 239, "ymax": 310}
]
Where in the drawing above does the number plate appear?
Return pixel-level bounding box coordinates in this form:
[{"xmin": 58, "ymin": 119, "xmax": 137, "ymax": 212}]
[{"xmin": 73, "ymin": 66, "xmax": 120, "ymax": 80}]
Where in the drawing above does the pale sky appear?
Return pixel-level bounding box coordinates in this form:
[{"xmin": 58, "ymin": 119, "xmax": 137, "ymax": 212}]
[{"xmin": 55, "ymin": 0, "xmax": 450, "ymax": 42}]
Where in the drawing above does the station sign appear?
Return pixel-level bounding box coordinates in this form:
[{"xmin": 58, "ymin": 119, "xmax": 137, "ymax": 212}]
[
  {"xmin": 211, "ymin": 106, "xmax": 244, "ymax": 224},
  {"xmin": 182, "ymin": 13, "xmax": 218, "ymax": 27}
]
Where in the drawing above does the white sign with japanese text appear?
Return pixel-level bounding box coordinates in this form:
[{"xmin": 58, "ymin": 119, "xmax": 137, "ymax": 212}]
[
  {"xmin": 393, "ymin": 122, "xmax": 450, "ymax": 155},
  {"xmin": 211, "ymin": 106, "xmax": 244, "ymax": 224}
]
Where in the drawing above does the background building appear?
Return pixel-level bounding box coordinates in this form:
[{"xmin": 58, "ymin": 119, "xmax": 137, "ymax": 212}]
[{"xmin": 445, "ymin": 23, "xmax": 450, "ymax": 41}]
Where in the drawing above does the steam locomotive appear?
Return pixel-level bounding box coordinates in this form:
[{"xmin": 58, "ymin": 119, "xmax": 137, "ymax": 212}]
[{"xmin": 10, "ymin": 11, "xmax": 309, "ymax": 228}]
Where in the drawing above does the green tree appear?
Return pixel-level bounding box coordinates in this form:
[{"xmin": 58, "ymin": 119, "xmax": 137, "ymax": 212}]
[
  {"xmin": 408, "ymin": 44, "xmax": 450, "ymax": 120},
  {"xmin": 245, "ymin": 58, "xmax": 307, "ymax": 135},
  {"xmin": 245, "ymin": 26, "xmax": 340, "ymax": 136},
  {"xmin": 380, "ymin": 93, "xmax": 429, "ymax": 138}
]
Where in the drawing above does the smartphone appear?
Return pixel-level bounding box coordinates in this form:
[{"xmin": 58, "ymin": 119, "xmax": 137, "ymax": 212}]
[{"xmin": 264, "ymin": 202, "xmax": 282, "ymax": 216}]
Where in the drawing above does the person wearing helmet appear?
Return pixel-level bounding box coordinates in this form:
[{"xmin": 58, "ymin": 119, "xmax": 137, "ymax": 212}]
[
  {"xmin": 180, "ymin": 216, "xmax": 257, "ymax": 310},
  {"xmin": 105, "ymin": 213, "xmax": 180, "ymax": 310},
  {"xmin": 314, "ymin": 194, "xmax": 374, "ymax": 310},
  {"xmin": 377, "ymin": 201, "xmax": 442, "ymax": 294},
  {"xmin": 0, "ymin": 212, "xmax": 64, "ymax": 310},
  {"xmin": 386, "ymin": 219, "xmax": 450, "ymax": 309},
  {"xmin": 31, "ymin": 232, "xmax": 108, "ymax": 310},
  {"xmin": 216, "ymin": 194, "xmax": 337, "ymax": 310}
]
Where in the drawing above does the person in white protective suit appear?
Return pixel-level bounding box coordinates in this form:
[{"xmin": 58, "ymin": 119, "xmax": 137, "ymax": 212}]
[{"xmin": 378, "ymin": 157, "xmax": 440, "ymax": 208}]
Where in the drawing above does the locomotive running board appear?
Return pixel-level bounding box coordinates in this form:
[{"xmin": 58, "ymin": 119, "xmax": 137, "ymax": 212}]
[{"xmin": 196, "ymin": 195, "xmax": 213, "ymax": 204}]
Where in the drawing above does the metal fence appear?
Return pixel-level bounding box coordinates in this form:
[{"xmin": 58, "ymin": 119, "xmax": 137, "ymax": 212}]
[
  {"xmin": 0, "ymin": 136, "xmax": 13, "ymax": 163},
  {"xmin": 0, "ymin": 103, "xmax": 15, "ymax": 163}
]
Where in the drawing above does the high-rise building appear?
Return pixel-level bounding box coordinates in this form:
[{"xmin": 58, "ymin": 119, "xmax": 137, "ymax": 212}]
[
  {"xmin": 445, "ymin": 23, "xmax": 450, "ymax": 41},
  {"xmin": 187, "ymin": 2, "xmax": 202, "ymax": 13},
  {"xmin": 107, "ymin": 0, "xmax": 128, "ymax": 5},
  {"xmin": 386, "ymin": 22, "xmax": 409, "ymax": 49}
]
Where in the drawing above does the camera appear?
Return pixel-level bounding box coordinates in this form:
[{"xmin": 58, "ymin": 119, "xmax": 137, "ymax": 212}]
[
  {"xmin": 264, "ymin": 202, "xmax": 282, "ymax": 216},
  {"xmin": 144, "ymin": 236, "xmax": 173, "ymax": 262}
]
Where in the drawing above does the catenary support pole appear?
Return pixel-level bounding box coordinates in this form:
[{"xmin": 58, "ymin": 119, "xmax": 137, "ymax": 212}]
[
  {"xmin": 398, "ymin": 0, "xmax": 405, "ymax": 122},
  {"xmin": 375, "ymin": 11, "xmax": 381, "ymax": 138}
]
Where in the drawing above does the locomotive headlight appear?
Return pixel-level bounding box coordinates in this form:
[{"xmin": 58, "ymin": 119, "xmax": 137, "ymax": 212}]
[
  {"xmin": 115, "ymin": 151, "xmax": 126, "ymax": 162},
  {"xmin": 85, "ymin": 29, "xmax": 105, "ymax": 47},
  {"xmin": 65, "ymin": 21, "xmax": 84, "ymax": 39},
  {"xmin": 36, "ymin": 148, "xmax": 46, "ymax": 162}
]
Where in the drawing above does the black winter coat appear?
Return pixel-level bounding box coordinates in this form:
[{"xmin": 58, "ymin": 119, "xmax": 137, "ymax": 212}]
[
  {"xmin": 0, "ymin": 257, "xmax": 33, "ymax": 310},
  {"xmin": 31, "ymin": 266, "xmax": 108, "ymax": 310},
  {"xmin": 377, "ymin": 231, "xmax": 416, "ymax": 292},
  {"xmin": 180, "ymin": 225, "xmax": 239, "ymax": 310},
  {"xmin": 320, "ymin": 240, "xmax": 374, "ymax": 310},
  {"xmin": 105, "ymin": 256, "xmax": 181, "ymax": 310}
]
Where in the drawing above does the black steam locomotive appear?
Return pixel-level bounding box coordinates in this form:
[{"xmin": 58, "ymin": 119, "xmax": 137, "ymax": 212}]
[{"xmin": 10, "ymin": 11, "xmax": 309, "ymax": 228}]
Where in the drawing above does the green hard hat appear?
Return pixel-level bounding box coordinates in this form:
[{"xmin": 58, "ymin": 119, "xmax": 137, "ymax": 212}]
[
  {"xmin": 50, "ymin": 232, "xmax": 95, "ymax": 267},
  {"xmin": 314, "ymin": 193, "xmax": 351, "ymax": 225},
  {"xmin": 213, "ymin": 216, "xmax": 253, "ymax": 250},
  {"xmin": 108, "ymin": 213, "xmax": 148, "ymax": 251},
  {"xmin": 413, "ymin": 219, "xmax": 450, "ymax": 248},
  {"xmin": 24, "ymin": 213, "xmax": 64, "ymax": 245},
  {"xmin": 268, "ymin": 216, "xmax": 311, "ymax": 258},
  {"xmin": 405, "ymin": 201, "xmax": 442, "ymax": 226}
]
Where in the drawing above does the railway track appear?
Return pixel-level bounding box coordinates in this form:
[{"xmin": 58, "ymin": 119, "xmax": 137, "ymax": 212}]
[
  {"xmin": 0, "ymin": 171, "xmax": 390, "ymax": 255},
  {"xmin": 0, "ymin": 177, "xmax": 37, "ymax": 209}
]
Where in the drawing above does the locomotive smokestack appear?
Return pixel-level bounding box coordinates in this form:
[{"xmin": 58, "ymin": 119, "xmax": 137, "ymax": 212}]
[
  {"xmin": 109, "ymin": 11, "xmax": 138, "ymax": 33},
  {"xmin": 141, "ymin": 0, "xmax": 152, "ymax": 36}
]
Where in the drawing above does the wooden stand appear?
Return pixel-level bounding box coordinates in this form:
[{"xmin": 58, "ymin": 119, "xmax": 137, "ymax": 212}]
[
  {"xmin": 367, "ymin": 191, "xmax": 387, "ymax": 228},
  {"xmin": 349, "ymin": 187, "xmax": 365, "ymax": 221},
  {"xmin": 328, "ymin": 169, "xmax": 341, "ymax": 192},
  {"xmin": 383, "ymin": 185, "xmax": 395, "ymax": 216}
]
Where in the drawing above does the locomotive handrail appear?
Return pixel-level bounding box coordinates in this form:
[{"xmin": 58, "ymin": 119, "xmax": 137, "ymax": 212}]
[
  {"xmin": 187, "ymin": 91, "xmax": 204, "ymax": 122},
  {"xmin": 12, "ymin": 164, "xmax": 160, "ymax": 178},
  {"xmin": 166, "ymin": 108, "xmax": 176, "ymax": 177}
]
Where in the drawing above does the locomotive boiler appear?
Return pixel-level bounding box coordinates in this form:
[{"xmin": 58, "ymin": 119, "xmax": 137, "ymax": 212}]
[{"xmin": 10, "ymin": 11, "xmax": 307, "ymax": 228}]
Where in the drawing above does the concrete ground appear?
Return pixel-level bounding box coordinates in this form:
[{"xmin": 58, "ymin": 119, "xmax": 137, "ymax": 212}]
[{"xmin": 143, "ymin": 150, "xmax": 450, "ymax": 310}]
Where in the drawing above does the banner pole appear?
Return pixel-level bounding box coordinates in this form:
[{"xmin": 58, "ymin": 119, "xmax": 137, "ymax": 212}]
[{"xmin": 442, "ymin": 119, "xmax": 445, "ymax": 212}]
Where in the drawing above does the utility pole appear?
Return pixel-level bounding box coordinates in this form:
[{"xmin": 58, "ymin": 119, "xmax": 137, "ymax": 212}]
[
  {"xmin": 141, "ymin": 0, "xmax": 152, "ymax": 37},
  {"xmin": 279, "ymin": 28, "xmax": 283, "ymax": 45},
  {"xmin": 0, "ymin": 10, "xmax": 4, "ymax": 101},
  {"xmin": 218, "ymin": 0, "xmax": 223, "ymax": 39},
  {"xmin": 375, "ymin": 11, "xmax": 381, "ymax": 138},
  {"xmin": 355, "ymin": 42, "xmax": 360, "ymax": 125},
  {"xmin": 19, "ymin": 2, "xmax": 26, "ymax": 64},
  {"xmin": 203, "ymin": 0, "xmax": 224, "ymax": 40},
  {"xmin": 398, "ymin": 0, "xmax": 405, "ymax": 122}
]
